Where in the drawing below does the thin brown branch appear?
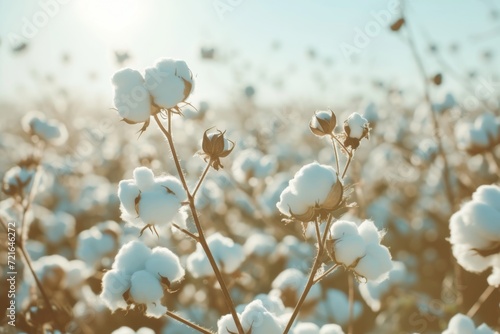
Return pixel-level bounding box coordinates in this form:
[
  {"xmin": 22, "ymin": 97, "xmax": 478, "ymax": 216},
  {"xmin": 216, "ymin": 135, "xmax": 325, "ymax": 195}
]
[{"xmin": 165, "ymin": 310, "xmax": 214, "ymax": 334}]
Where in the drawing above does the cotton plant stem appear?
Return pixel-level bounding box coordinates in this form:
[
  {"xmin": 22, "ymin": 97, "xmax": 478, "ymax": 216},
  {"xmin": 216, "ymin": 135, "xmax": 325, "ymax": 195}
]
[
  {"xmin": 192, "ymin": 160, "xmax": 212, "ymax": 198},
  {"xmin": 466, "ymin": 285, "xmax": 496, "ymax": 318},
  {"xmin": 165, "ymin": 310, "xmax": 214, "ymax": 334},
  {"xmin": 312, "ymin": 264, "xmax": 340, "ymax": 284},
  {"xmin": 154, "ymin": 113, "xmax": 245, "ymax": 334},
  {"xmin": 348, "ymin": 274, "xmax": 354, "ymax": 334},
  {"xmin": 331, "ymin": 135, "xmax": 353, "ymax": 179},
  {"xmin": 330, "ymin": 136, "xmax": 340, "ymax": 174},
  {"xmin": 283, "ymin": 215, "xmax": 335, "ymax": 334}
]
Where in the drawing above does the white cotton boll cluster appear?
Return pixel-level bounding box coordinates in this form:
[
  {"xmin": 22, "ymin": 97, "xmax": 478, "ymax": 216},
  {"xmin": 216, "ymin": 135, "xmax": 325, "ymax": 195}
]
[
  {"xmin": 21, "ymin": 111, "xmax": 68, "ymax": 145},
  {"xmin": 145, "ymin": 58, "xmax": 194, "ymax": 109},
  {"xmin": 118, "ymin": 167, "xmax": 186, "ymax": 229},
  {"xmin": 358, "ymin": 261, "xmax": 408, "ymax": 312},
  {"xmin": 442, "ymin": 313, "xmax": 497, "ymax": 334},
  {"xmin": 277, "ymin": 162, "xmax": 341, "ymax": 221},
  {"xmin": 271, "ymin": 268, "xmax": 322, "ymax": 304},
  {"xmin": 330, "ymin": 220, "xmax": 392, "ymax": 282},
  {"xmin": 217, "ymin": 300, "xmax": 283, "ymax": 334},
  {"xmin": 344, "ymin": 112, "xmax": 369, "ymax": 140},
  {"xmin": 244, "ymin": 233, "xmax": 278, "ymax": 257},
  {"xmin": 449, "ymin": 184, "xmax": 500, "ymax": 287},
  {"xmin": 39, "ymin": 210, "xmax": 75, "ymax": 244},
  {"xmin": 232, "ymin": 148, "xmax": 278, "ymax": 183},
  {"xmin": 112, "ymin": 68, "xmax": 152, "ymax": 124},
  {"xmin": 316, "ymin": 289, "xmax": 363, "ymax": 326},
  {"xmin": 455, "ymin": 112, "xmax": 500, "ymax": 155},
  {"xmin": 76, "ymin": 220, "xmax": 120, "ymax": 268},
  {"xmin": 100, "ymin": 240, "xmax": 184, "ymax": 318},
  {"xmin": 187, "ymin": 233, "xmax": 245, "ymax": 278}
]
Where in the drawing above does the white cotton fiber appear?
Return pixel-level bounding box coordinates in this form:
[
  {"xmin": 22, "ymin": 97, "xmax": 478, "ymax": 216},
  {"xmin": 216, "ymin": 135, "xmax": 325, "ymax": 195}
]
[
  {"xmin": 145, "ymin": 58, "xmax": 194, "ymax": 109},
  {"xmin": 130, "ymin": 270, "xmax": 163, "ymax": 304},
  {"xmin": 345, "ymin": 113, "xmax": 368, "ymax": 139},
  {"xmin": 145, "ymin": 247, "xmax": 185, "ymax": 282},
  {"xmin": 319, "ymin": 324, "xmax": 345, "ymax": 334},
  {"xmin": 355, "ymin": 243, "xmax": 392, "ymax": 282},
  {"xmin": 100, "ymin": 270, "xmax": 131, "ymax": 312},
  {"xmin": 112, "ymin": 68, "xmax": 151, "ymax": 123},
  {"xmin": 113, "ymin": 240, "xmax": 152, "ymax": 274}
]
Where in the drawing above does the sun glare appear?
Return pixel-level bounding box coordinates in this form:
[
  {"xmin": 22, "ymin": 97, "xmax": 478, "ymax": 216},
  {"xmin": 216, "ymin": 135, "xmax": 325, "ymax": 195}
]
[{"xmin": 75, "ymin": 0, "xmax": 147, "ymax": 39}]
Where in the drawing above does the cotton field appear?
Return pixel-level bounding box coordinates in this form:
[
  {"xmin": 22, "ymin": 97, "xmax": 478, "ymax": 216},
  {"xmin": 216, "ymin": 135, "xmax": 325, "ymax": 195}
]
[{"xmin": 1, "ymin": 1, "xmax": 500, "ymax": 334}]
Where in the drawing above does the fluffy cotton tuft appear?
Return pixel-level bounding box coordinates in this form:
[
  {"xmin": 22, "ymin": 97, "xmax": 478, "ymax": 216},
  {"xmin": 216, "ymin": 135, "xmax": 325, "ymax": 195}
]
[
  {"xmin": 277, "ymin": 162, "xmax": 341, "ymax": 220},
  {"xmin": 112, "ymin": 68, "xmax": 152, "ymax": 123},
  {"xmin": 145, "ymin": 247, "xmax": 185, "ymax": 282},
  {"xmin": 330, "ymin": 220, "xmax": 392, "ymax": 282},
  {"xmin": 232, "ymin": 149, "xmax": 278, "ymax": 183},
  {"xmin": 145, "ymin": 58, "xmax": 194, "ymax": 109},
  {"xmin": 455, "ymin": 112, "xmax": 500, "ymax": 155},
  {"xmin": 271, "ymin": 268, "xmax": 322, "ymax": 304},
  {"xmin": 442, "ymin": 313, "xmax": 496, "ymax": 334},
  {"xmin": 243, "ymin": 233, "xmax": 278, "ymax": 257},
  {"xmin": 130, "ymin": 270, "xmax": 163, "ymax": 304},
  {"xmin": 117, "ymin": 167, "xmax": 186, "ymax": 229},
  {"xmin": 345, "ymin": 113, "xmax": 369, "ymax": 139},
  {"xmin": 187, "ymin": 233, "xmax": 245, "ymax": 278},
  {"xmin": 449, "ymin": 184, "xmax": 500, "ymax": 286},
  {"xmin": 217, "ymin": 300, "xmax": 283, "ymax": 334}
]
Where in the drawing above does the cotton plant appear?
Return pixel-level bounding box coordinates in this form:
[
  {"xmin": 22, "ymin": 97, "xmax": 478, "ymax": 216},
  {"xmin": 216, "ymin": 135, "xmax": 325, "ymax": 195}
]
[
  {"xmin": 454, "ymin": 112, "xmax": 500, "ymax": 156},
  {"xmin": 292, "ymin": 322, "xmax": 345, "ymax": 334},
  {"xmin": 217, "ymin": 300, "xmax": 283, "ymax": 334},
  {"xmin": 449, "ymin": 184, "xmax": 500, "ymax": 287},
  {"xmin": 76, "ymin": 220, "xmax": 121, "ymax": 268},
  {"xmin": 100, "ymin": 240, "xmax": 185, "ymax": 318}
]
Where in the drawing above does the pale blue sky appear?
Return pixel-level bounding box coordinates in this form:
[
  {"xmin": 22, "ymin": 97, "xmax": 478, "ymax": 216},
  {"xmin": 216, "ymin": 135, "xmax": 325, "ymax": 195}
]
[{"xmin": 0, "ymin": 0, "xmax": 498, "ymax": 109}]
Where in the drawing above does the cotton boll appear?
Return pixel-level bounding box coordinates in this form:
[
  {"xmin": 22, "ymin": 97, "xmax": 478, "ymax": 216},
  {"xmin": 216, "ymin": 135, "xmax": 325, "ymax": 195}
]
[
  {"xmin": 112, "ymin": 68, "xmax": 151, "ymax": 123},
  {"xmin": 449, "ymin": 213, "xmax": 490, "ymax": 250},
  {"xmin": 145, "ymin": 247, "xmax": 185, "ymax": 282},
  {"xmin": 133, "ymin": 167, "xmax": 156, "ymax": 191},
  {"xmin": 130, "ymin": 270, "xmax": 163, "ymax": 304},
  {"xmin": 472, "ymin": 184, "xmax": 500, "ymax": 212},
  {"xmin": 272, "ymin": 268, "xmax": 322, "ymax": 303},
  {"xmin": 276, "ymin": 187, "xmax": 310, "ymax": 216},
  {"xmin": 145, "ymin": 301, "xmax": 168, "ymax": 318},
  {"xmin": 112, "ymin": 326, "xmax": 135, "ymax": 334},
  {"xmin": 145, "ymin": 58, "xmax": 194, "ymax": 109},
  {"xmin": 292, "ymin": 162, "xmax": 337, "ymax": 206},
  {"xmin": 65, "ymin": 260, "xmax": 91, "ymax": 288},
  {"xmin": 217, "ymin": 313, "xmax": 240, "ymax": 334},
  {"xmin": 239, "ymin": 300, "xmax": 283, "ymax": 334},
  {"xmin": 345, "ymin": 113, "xmax": 369, "ymax": 139},
  {"xmin": 117, "ymin": 180, "xmax": 140, "ymax": 218},
  {"xmin": 333, "ymin": 233, "xmax": 366, "ymax": 267},
  {"xmin": 113, "ymin": 240, "xmax": 152, "ymax": 274},
  {"xmin": 100, "ymin": 270, "xmax": 131, "ymax": 312},
  {"xmin": 319, "ymin": 324, "xmax": 345, "ymax": 334},
  {"xmin": 244, "ymin": 233, "xmax": 278, "ymax": 257},
  {"xmin": 156, "ymin": 176, "xmax": 187, "ymax": 202},
  {"xmin": 137, "ymin": 188, "xmax": 182, "ymax": 225},
  {"xmin": 442, "ymin": 313, "xmax": 475, "ymax": 334},
  {"xmin": 452, "ymin": 244, "xmax": 492, "ymax": 273},
  {"xmin": 76, "ymin": 229, "xmax": 116, "ymax": 267},
  {"xmin": 330, "ymin": 220, "xmax": 359, "ymax": 238},
  {"xmin": 475, "ymin": 112, "xmax": 498, "ymax": 140},
  {"xmin": 475, "ymin": 323, "xmax": 496, "ymax": 334},
  {"xmin": 461, "ymin": 202, "xmax": 500, "ymax": 240},
  {"xmin": 358, "ymin": 220, "xmax": 383, "ymax": 245},
  {"xmin": 355, "ymin": 243, "xmax": 393, "ymax": 282},
  {"xmin": 251, "ymin": 293, "xmax": 286, "ymax": 316},
  {"xmin": 293, "ymin": 322, "xmax": 320, "ymax": 334},
  {"xmin": 487, "ymin": 264, "xmax": 500, "ymax": 287}
]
